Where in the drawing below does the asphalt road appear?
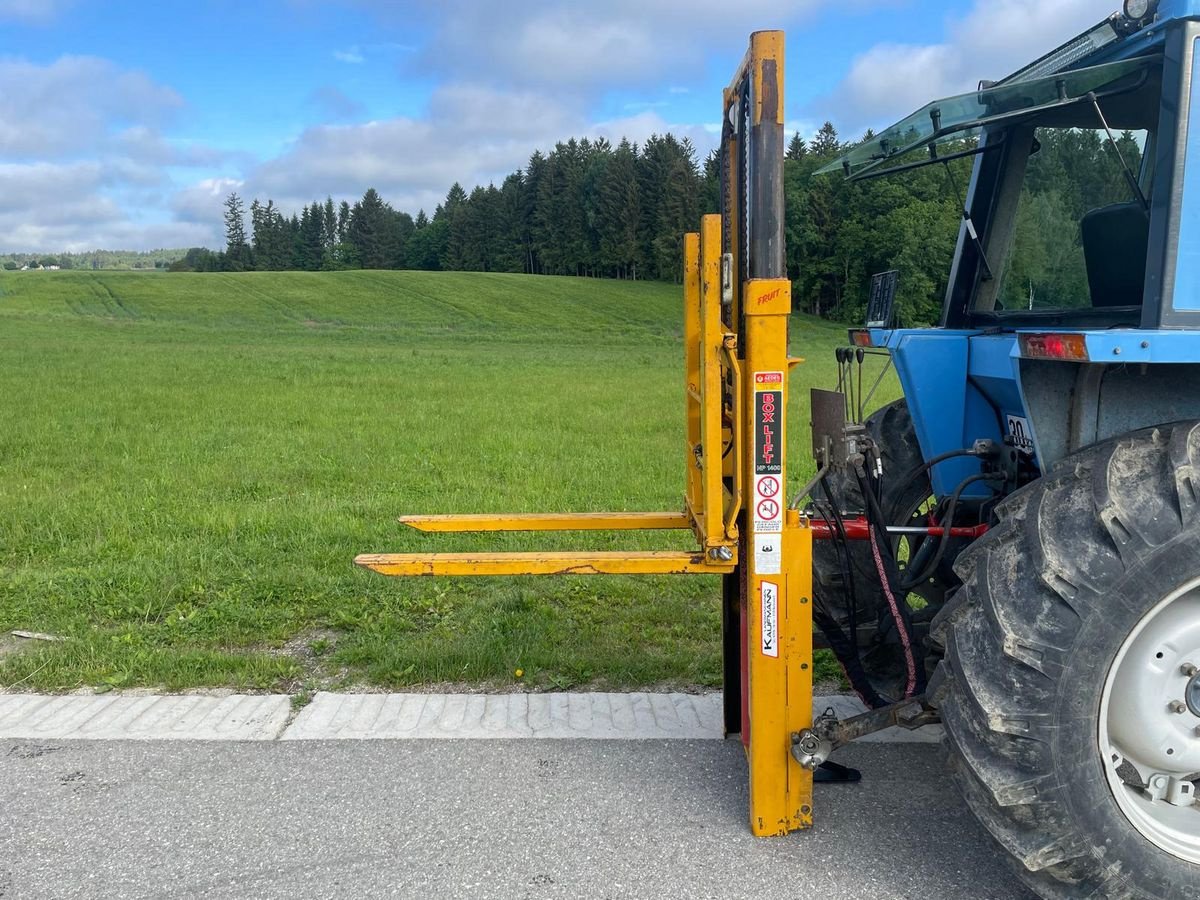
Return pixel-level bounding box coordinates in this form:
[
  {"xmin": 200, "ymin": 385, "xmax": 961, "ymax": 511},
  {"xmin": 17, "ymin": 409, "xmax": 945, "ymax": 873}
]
[{"xmin": 0, "ymin": 739, "xmax": 1036, "ymax": 900}]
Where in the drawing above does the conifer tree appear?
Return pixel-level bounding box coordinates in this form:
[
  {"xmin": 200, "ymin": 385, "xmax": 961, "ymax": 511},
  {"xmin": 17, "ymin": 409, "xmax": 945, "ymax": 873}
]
[
  {"xmin": 811, "ymin": 121, "xmax": 841, "ymax": 156},
  {"xmin": 786, "ymin": 132, "xmax": 807, "ymax": 161},
  {"xmin": 223, "ymin": 192, "xmax": 250, "ymax": 270}
]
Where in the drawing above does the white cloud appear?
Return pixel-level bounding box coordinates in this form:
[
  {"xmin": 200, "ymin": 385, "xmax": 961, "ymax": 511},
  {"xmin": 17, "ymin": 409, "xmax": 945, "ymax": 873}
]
[
  {"xmin": 171, "ymin": 177, "xmax": 245, "ymax": 225},
  {"xmin": 0, "ymin": 161, "xmax": 212, "ymax": 252},
  {"xmin": 0, "ymin": 56, "xmax": 182, "ymax": 159},
  {"xmin": 114, "ymin": 126, "xmax": 229, "ymax": 168},
  {"xmin": 244, "ymin": 85, "xmax": 580, "ymax": 215},
  {"xmin": 826, "ymin": 0, "xmax": 1116, "ymax": 130},
  {"xmin": 1, "ymin": 0, "xmax": 997, "ymax": 252},
  {"xmin": 342, "ymin": 0, "xmax": 898, "ymax": 93},
  {"xmin": 587, "ymin": 111, "xmax": 716, "ymax": 157},
  {"xmin": 0, "ymin": 56, "xmax": 229, "ymax": 253}
]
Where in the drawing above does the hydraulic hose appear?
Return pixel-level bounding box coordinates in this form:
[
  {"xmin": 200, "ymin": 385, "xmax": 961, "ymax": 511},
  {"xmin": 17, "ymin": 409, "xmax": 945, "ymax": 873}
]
[
  {"xmin": 813, "ymin": 605, "xmax": 889, "ymax": 711},
  {"xmin": 886, "ymin": 447, "xmax": 979, "ymax": 522},
  {"xmin": 818, "ymin": 479, "xmax": 860, "ymax": 636},
  {"xmin": 813, "ymin": 488, "xmax": 891, "ymax": 709},
  {"xmin": 900, "ymin": 472, "xmax": 994, "ymax": 591},
  {"xmin": 855, "ymin": 466, "xmax": 925, "ymax": 698}
]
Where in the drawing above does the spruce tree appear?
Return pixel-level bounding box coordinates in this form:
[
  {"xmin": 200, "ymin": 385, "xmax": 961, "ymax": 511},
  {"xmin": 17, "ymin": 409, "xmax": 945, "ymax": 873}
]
[
  {"xmin": 441, "ymin": 183, "xmax": 469, "ymax": 270},
  {"xmin": 786, "ymin": 132, "xmax": 807, "ymax": 161},
  {"xmin": 599, "ymin": 139, "xmax": 642, "ymax": 279},
  {"xmin": 223, "ymin": 192, "xmax": 250, "ymax": 270},
  {"xmin": 811, "ymin": 122, "xmax": 841, "ymax": 157}
]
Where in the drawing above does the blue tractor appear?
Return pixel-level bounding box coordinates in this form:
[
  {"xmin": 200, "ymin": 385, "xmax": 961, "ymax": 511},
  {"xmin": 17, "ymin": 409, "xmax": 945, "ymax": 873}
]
[{"xmin": 808, "ymin": 1, "xmax": 1200, "ymax": 895}]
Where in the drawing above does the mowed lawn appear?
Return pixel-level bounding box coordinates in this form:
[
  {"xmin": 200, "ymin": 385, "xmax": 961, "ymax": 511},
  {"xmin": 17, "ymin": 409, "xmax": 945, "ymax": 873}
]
[{"xmin": 0, "ymin": 270, "xmax": 893, "ymax": 693}]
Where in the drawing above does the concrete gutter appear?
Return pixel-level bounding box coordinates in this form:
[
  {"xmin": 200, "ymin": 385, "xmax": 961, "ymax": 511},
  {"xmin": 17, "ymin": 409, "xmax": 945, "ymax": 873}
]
[{"xmin": 0, "ymin": 691, "xmax": 942, "ymax": 743}]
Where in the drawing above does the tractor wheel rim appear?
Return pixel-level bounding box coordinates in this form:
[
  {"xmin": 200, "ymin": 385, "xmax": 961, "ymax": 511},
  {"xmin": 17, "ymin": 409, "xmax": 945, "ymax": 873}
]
[{"xmin": 1099, "ymin": 576, "xmax": 1200, "ymax": 864}]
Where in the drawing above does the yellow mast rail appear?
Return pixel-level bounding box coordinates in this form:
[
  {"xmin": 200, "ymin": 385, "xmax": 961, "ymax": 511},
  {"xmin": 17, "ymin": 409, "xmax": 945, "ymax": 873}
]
[
  {"xmin": 398, "ymin": 512, "xmax": 693, "ymax": 533},
  {"xmin": 354, "ymin": 550, "xmax": 737, "ymax": 577}
]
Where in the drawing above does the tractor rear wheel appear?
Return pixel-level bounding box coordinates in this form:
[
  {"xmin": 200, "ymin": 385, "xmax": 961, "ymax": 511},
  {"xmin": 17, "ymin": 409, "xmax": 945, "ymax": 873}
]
[{"xmin": 933, "ymin": 423, "xmax": 1200, "ymax": 899}]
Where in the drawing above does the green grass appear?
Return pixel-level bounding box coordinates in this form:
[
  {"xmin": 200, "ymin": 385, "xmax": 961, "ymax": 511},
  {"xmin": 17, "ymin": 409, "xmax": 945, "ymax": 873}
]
[{"xmin": 0, "ymin": 269, "xmax": 896, "ymax": 693}]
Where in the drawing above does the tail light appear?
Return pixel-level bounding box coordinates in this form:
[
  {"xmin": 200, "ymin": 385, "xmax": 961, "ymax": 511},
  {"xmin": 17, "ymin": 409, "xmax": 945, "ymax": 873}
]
[{"xmin": 1019, "ymin": 333, "xmax": 1090, "ymax": 361}]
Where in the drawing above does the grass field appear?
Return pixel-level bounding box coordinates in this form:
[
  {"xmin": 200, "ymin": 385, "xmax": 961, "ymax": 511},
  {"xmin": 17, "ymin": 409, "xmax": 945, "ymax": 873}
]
[{"xmin": 0, "ymin": 269, "xmax": 896, "ymax": 694}]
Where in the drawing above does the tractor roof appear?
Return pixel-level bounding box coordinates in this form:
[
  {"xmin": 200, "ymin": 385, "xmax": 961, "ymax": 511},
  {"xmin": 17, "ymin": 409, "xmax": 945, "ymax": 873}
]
[
  {"xmin": 817, "ymin": 54, "xmax": 1156, "ymax": 180},
  {"xmin": 819, "ymin": 6, "xmax": 1177, "ymax": 181}
]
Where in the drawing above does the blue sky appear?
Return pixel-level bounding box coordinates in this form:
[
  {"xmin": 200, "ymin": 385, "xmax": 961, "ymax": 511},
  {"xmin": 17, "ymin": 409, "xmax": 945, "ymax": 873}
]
[{"xmin": 0, "ymin": 0, "xmax": 1115, "ymax": 252}]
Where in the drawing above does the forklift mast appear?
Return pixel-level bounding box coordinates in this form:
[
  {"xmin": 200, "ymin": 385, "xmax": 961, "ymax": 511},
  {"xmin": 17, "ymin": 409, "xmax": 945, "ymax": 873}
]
[{"xmin": 356, "ymin": 33, "xmax": 819, "ymax": 837}]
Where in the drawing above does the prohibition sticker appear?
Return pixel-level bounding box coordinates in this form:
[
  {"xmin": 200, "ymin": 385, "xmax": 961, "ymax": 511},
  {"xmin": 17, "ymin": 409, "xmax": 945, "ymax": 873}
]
[
  {"xmin": 761, "ymin": 581, "xmax": 779, "ymax": 658},
  {"xmin": 757, "ymin": 499, "xmax": 780, "ymax": 521},
  {"xmin": 757, "ymin": 476, "xmax": 780, "ymax": 498}
]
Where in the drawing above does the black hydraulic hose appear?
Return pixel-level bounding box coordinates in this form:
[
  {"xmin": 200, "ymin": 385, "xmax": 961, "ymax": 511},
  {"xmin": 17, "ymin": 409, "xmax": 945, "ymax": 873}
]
[
  {"xmin": 818, "ymin": 481, "xmax": 860, "ymax": 634},
  {"xmin": 865, "ymin": 445, "xmax": 884, "ymax": 507},
  {"xmin": 900, "ymin": 472, "xmax": 994, "ymax": 591},
  {"xmin": 814, "ymin": 493, "xmax": 860, "ymax": 653},
  {"xmin": 812, "ymin": 495, "xmax": 890, "ymax": 709},
  {"xmin": 813, "ymin": 606, "xmax": 890, "ymax": 710},
  {"xmin": 824, "ymin": 496, "xmax": 868, "ymax": 695},
  {"xmin": 902, "ymin": 532, "xmax": 939, "ymax": 586},
  {"xmin": 887, "ymin": 448, "xmax": 978, "ymax": 518}
]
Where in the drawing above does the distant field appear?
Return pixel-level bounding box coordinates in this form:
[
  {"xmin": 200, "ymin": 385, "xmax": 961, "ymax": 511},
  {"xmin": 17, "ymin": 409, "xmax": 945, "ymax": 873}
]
[{"xmin": 0, "ymin": 270, "xmax": 895, "ymax": 693}]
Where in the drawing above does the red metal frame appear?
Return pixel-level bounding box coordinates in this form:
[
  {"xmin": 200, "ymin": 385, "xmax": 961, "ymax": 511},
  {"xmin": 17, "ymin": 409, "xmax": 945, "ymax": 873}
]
[{"xmin": 809, "ymin": 517, "xmax": 989, "ymax": 541}]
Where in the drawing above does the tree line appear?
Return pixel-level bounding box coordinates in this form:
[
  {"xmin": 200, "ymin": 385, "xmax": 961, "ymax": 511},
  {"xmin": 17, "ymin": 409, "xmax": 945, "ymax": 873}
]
[
  {"xmin": 174, "ymin": 121, "xmax": 1142, "ymax": 326},
  {"xmin": 180, "ymin": 133, "xmax": 701, "ymax": 285}
]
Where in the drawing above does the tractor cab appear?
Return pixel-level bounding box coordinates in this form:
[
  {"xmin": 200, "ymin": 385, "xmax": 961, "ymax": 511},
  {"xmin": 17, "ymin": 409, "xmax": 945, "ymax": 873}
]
[
  {"xmin": 824, "ymin": 5, "xmax": 1171, "ymax": 328},
  {"xmin": 821, "ymin": 1, "xmax": 1200, "ymax": 496}
]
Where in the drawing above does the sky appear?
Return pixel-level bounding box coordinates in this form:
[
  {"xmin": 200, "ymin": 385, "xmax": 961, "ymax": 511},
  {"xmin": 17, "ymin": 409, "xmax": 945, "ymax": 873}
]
[{"xmin": 0, "ymin": 0, "xmax": 1119, "ymax": 253}]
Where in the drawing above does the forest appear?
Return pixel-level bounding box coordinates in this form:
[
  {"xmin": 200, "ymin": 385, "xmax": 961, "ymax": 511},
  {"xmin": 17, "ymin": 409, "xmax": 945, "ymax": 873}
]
[{"xmin": 176, "ymin": 122, "xmax": 1144, "ymax": 327}]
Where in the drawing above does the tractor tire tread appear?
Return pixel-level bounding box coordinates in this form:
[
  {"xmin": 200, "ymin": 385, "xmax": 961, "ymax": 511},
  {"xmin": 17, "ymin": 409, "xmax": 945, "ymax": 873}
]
[{"xmin": 932, "ymin": 421, "xmax": 1200, "ymax": 898}]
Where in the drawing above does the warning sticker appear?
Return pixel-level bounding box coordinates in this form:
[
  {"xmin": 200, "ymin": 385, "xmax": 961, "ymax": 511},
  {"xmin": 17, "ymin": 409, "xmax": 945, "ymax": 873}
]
[
  {"xmin": 761, "ymin": 581, "xmax": 779, "ymax": 658},
  {"xmin": 754, "ymin": 534, "xmax": 782, "ymax": 575},
  {"xmin": 757, "ymin": 475, "xmax": 780, "ymax": 498},
  {"xmin": 753, "ymin": 376, "xmax": 785, "ymax": 535}
]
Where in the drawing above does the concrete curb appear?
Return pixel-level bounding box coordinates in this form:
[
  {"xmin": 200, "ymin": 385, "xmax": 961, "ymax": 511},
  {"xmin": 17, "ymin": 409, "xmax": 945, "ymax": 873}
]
[
  {"xmin": 0, "ymin": 691, "xmax": 943, "ymax": 743},
  {"xmin": 0, "ymin": 693, "xmax": 291, "ymax": 741}
]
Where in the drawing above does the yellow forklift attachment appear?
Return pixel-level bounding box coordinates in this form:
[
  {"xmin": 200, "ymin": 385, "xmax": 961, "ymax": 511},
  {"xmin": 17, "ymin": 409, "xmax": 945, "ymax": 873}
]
[
  {"xmin": 396, "ymin": 512, "xmax": 693, "ymax": 533},
  {"xmin": 356, "ymin": 31, "xmax": 813, "ymax": 839}
]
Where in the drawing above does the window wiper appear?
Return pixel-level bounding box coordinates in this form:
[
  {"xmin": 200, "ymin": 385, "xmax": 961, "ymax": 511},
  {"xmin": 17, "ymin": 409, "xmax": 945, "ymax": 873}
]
[{"xmin": 1088, "ymin": 91, "xmax": 1149, "ymax": 211}]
